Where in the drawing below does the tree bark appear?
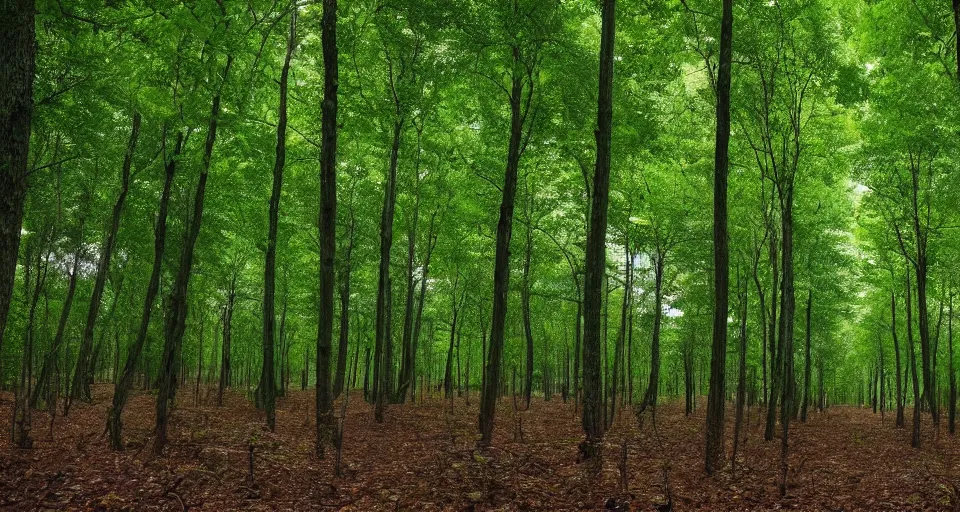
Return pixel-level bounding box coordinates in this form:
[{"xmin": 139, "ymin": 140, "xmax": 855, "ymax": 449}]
[
  {"xmin": 0, "ymin": 0, "xmax": 37, "ymax": 358},
  {"xmin": 259, "ymin": 9, "xmax": 296, "ymax": 431},
  {"xmin": 374, "ymin": 118, "xmax": 402, "ymax": 423},
  {"xmin": 705, "ymin": 0, "xmax": 733, "ymax": 475},
  {"xmin": 316, "ymin": 0, "xmax": 338, "ymax": 459},
  {"xmin": 580, "ymin": 0, "xmax": 616, "ymax": 459},
  {"xmin": 478, "ymin": 37, "xmax": 535, "ymax": 447}
]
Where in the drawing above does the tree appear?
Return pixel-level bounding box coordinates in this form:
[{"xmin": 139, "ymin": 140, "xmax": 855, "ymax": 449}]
[
  {"xmin": 581, "ymin": 0, "xmax": 616, "ymax": 459},
  {"xmin": 704, "ymin": 0, "xmax": 733, "ymax": 476}
]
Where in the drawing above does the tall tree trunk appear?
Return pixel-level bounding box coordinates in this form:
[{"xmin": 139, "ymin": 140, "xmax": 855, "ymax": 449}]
[
  {"xmin": 732, "ymin": 279, "xmax": 748, "ymax": 474},
  {"xmin": 908, "ymin": 161, "xmax": 938, "ymax": 426},
  {"xmin": 397, "ymin": 147, "xmax": 422, "ymax": 403},
  {"xmin": 765, "ymin": 230, "xmax": 781, "ymax": 441},
  {"xmin": 0, "ymin": 0, "xmax": 36, "ymax": 358},
  {"xmin": 778, "ymin": 187, "xmax": 796, "ymax": 495},
  {"xmin": 259, "ymin": 9, "xmax": 296, "ymax": 432},
  {"xmin": 640, "ymin": 249, "xmax": 665, "ymax": 413},
  {"xmin": 69, "ymin": 112, "xmax": 141, "ymax": 408},
  {"xmin": 610, "ymin": 243, "xmax": 632, "ymax": 423},
  {"xmin": 478, "ymin": 37, "xmax": 535, "ymax": 447},
  {"xmin": 374, "ymin": 119, "xmax": 402, "ymax": 423},
  {"xmin": 334, "ymin": 211, "xmax": 354, "ymax": 398},
  {"xmin": 107, "ymin": 130, "xmax": 180, "ymax": 450},
  {"xmin": 155, "ymin": 55, "xmax": 233, "ymax": 455},
  {"xmin": 705, "ymin": 0, "xmax": 733, "ymax": 475},
  {"xmin": 522, "ymin": 205, "xmax": 535, "ymax": 410},
  {"xmin": 580, "ymin": 0, "xmax": 616, "ymax": 459},
  {"xmin": 316, "ymin": 0, "xmax": 338, "ymax": 459},
  {"xmin": 218, "ymin": 278, "xmax": 237, "ymax": 406},
  {"xmin": 949, "ymin": 292, "xmax": 956, "ymax": 434}
]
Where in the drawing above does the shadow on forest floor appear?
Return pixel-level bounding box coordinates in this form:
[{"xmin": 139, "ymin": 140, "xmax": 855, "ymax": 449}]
[{"xmin": 1, "ymin": 385, "xmax": 958, "ymax": 510}]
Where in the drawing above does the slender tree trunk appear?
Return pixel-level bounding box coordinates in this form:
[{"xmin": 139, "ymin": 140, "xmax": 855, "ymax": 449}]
[
  {"xmin": 69, "ymin": 112, "xmax": 141, "ymax": 408},
  {"xmin": 705, "ymin": 0, "xmax": 733, "ymax": 475},
  {"xmin": 334, "ymin": 220, "xmax": 353, "ymax": 398},
  {"xmin": 107, "ymin": 130, "xmax": 181, "ymax": 450},
  {"xmin": 316, "ymin": 0, "xmax": 338, "ymax": 458},
  {"xmin": 892, "ymin": 290, "xmax": 905, "ymax": 427},
  {"xmin": 522, "ymin": 207, "xmax": 535, "ymax": 410},
  {"xmin": 907, "ymin": 268, "xmax": 921, "ymax": 447},
  {"xmin": 259, "ymin": 10, "xmax": 296, "ymax": 431},
  {"xmin": 640, "ymin": 250, "xmax": 665, "ymax": 414},
  {"xmin": 0, "ymin": 0, "xmax": 36, "ymax": 358},
  {"xmin": 732, "ymin": 281, "xmax": 748, "ymax": 473},
  {"xmin": 765, "ymin": 232, "xmax": 781, "ymax": 441},
  {"xmin": 155, "ymin": 55, "xmax": 233, "ymax": 455},
  {"xmin": 580, "ymin": 0, "xmax": 616, "ymax": 459},
  {"xmin": 801, "ymin": 290, "xmax": 812, "ymax": 422},
  {"xmin": 778, "ymin": 187, "xmax": 796, "ymax": 495},
  {"xmin": 478, "ymin": 36, "xmax": 534, "ymax": 446},
  {"xmin": 33, "ymin": 229, "xmax": 83, "ymax": 409},
  {"xmin": 949, "ymin": 292, "xmax": 955, "ymax": 434},
  {"xmin": 374, "ymin": 119, "xmax": 402, "ymax": 423}
]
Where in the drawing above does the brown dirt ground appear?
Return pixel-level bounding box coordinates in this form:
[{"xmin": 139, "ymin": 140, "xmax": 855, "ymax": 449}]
[{"xmin": 1, "ymin": 385, "xmax": 959, "ymax": 511}]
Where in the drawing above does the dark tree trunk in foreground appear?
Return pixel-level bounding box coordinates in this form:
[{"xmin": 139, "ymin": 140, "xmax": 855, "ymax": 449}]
[
  {"xmin": 705, "ymin": 0, "xmax": 733, "ymax": 475},
  {"xmin": 0, "ymin": 0, "xmax": 36, "ymax": 357},
  {"xmin": 316, "ymin": 0, "xmax": 338, "ymax": 459},
  {"xmin": 259, "ymin": 9, "xmax": 297, "ymax": 431},
  {"xmin": 580, "ymin": 0, "xmax": 616, "ymax": 459},
  {"xmin": 69, "ymin": 112, "xmax": 141, "ymax": 410},
  {"xmin": 107, "ymin": 130, "xmax": 181, "ymax": 450},
  {"xmin": 155, "ymin": 55, "xmax": 233, "ymax": 455}
]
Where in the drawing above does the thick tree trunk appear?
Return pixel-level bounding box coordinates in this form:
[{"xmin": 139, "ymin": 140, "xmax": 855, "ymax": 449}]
[
  {"xmin": 316, "ymin": 0, "xmax": 338, "ymax": 459},
  {"xmin": 0, "ymin": 0, "xmax": 36, "ymax": 357},
  {"xmin": 155, "ymin": 55, "xmax": 233, "ymax": 455},
  {"xmin": 107, "ymin": 130, "xmax": 181, "ymax": 450},
  {"xmin": 580, "ymin": 0, "xmax": 616, "ymax": 459},
  {"xmin": 259, "ymin": 10, "xmax": 296, "ymax": 431},
  {"xmin": 705, "ymin": 0, "xmax": 733, "ymax": 475}
]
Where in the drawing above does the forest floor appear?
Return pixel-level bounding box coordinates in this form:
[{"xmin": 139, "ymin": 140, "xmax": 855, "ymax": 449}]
[{"xmin": 1, "ymin": 386, "xmax": 959, "ymax": 511}]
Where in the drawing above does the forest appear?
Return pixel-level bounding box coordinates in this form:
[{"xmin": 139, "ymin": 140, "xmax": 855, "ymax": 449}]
[{"xmin": 2, "ymin": 0, "xmax": 960, "ymax": 509}]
